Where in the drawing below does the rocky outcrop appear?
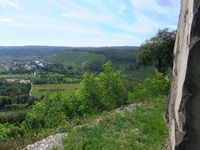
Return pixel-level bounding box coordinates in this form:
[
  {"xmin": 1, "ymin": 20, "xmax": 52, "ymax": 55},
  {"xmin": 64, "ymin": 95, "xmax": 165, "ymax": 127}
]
[
  {"xmin": 166, "ymin": 0, "xmax": 200, "ymax": 149},
  {"xmin": 22, "ymin": 133, "xmax": 67, "ymax": 150}
]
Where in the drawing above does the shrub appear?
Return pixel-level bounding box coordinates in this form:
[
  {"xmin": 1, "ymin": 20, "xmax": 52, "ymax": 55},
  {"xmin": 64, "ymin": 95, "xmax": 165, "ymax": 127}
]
[
  {"xmin": 0, "ymin": 109, "xmax": 29, "ymax": 124},
  {"xmin": 128, "ymin": 73, "xmax": 170, "ymax": 103},
  {"xmin": 98, "ymin": 62, "xmax": 128, "ymax": 110},
  {"xmin": 77, "ymin": 73, "xmax": 102, "ymax": 112},
  {"xmin": 24, "ymin": 94, "xmax": 67, "ymax": 129},
  {"xmin": 0, "ymin": 124, "xmax": 22, "ymax": 141},
  {"xmin": 62, "ymin": 92, "xmax": 87, "ymax": 119}
]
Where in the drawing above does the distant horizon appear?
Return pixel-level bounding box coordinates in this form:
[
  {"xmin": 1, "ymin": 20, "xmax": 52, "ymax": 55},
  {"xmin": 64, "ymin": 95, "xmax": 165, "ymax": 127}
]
[{"xmin": 0, "ymin": 45, "xmax": 138, "ymax": 48}]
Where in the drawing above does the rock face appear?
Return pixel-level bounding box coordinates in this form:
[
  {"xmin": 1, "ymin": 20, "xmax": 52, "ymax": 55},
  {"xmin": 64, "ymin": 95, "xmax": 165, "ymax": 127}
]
[
  {"xmin": 22, "ymin": 133, "xmax": 67, "ymax": 150},
  {"xmin": 166, "ymin": 0, "xmax": 200, "ymax": 149}
]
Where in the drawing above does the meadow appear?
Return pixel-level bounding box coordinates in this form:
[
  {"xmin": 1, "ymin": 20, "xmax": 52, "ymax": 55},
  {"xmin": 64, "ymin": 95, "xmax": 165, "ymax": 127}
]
[{"xmin": 0, "ymin": 74, "xmax": 34, "ymax": 79}]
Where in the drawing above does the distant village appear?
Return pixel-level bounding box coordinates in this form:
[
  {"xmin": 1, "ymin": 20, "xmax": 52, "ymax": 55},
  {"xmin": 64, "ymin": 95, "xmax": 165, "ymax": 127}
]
[
  {"xmin": 0, "ymin": 60, "xmax": 45, "ymax": 84},
  {"xmin": 0, "ymin": 60, "xmax": 44, "ymax": 73}
]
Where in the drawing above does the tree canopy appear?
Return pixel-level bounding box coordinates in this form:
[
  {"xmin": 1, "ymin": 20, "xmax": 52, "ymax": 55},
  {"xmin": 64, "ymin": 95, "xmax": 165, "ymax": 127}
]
[{"xmin": 137, "ymin": 28, "xmax": 176, "ymax": 73}]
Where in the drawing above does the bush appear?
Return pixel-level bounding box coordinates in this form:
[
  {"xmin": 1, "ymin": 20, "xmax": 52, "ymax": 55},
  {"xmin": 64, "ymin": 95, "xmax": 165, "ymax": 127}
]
[
  {"xmin": 0, "ymin": 124, "xmax": 22, "ymax": 141},
  {"xmin": 24, "ymin": 94, "xmax": 67, "ymax": 129},
  {"xmin": 62, "ymin": 92, "xmax": 87, "ymax": 119},
  {"xmin": 98, "ymin": 62, "xmax": 128, "ymax": 110},
  {"xmin": 128, "ymin": 73, "xmax": 170, "ymax": 103},
  {"xmin": 76, "ymin": 72, "xmax": 102, "ymax": 112}
]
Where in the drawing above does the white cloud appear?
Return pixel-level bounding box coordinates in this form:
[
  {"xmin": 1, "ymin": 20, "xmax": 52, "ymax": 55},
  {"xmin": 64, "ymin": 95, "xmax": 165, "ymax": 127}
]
[
  {"xmin": 0, "ymin": 0, "xmax": 20, "ymax": 9},
  {"xmin": 0, "ymin": 0, "xmax": 180, "ymax": 46},
  {"xmin": 0, "ymin": 14, "xmax": 32, "ymax": 29},
  {"xmin": 130, "ymin": 0, "xmax": 179, "ymax": 33},
  {"xmin": 61, "ymin": 2, "xmax": 134, "ymax": 34},
  {"xmin": 131, "ymin": 0, "xmax": 157, "ymax": 6},
  {"xmin": 0, "ymin": 16, "xmax": 13, "ymax": 22}
]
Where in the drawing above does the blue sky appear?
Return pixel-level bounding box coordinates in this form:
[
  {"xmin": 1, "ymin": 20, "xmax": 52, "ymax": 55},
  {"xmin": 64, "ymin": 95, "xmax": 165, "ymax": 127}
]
[{"xmin": 0, "ymin": 0, "xmax": 180, "ymax": 46}]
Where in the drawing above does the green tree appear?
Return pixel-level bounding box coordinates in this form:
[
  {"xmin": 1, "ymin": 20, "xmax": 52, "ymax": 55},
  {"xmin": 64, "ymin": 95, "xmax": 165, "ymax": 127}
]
[
  {"xmin": 98, "ymin": 62, "xmax": 128, "ymax": 110},
  {"xmin": 137, "ymin": 28, "xmax": 176, "ymax": 73},
  {"xmin": 77, "ymin": 73, "xmax": 102, "ymax": 111},
  {"xmin": 25, "ymin": 94, "xmax": 67, "ymax": 129}
]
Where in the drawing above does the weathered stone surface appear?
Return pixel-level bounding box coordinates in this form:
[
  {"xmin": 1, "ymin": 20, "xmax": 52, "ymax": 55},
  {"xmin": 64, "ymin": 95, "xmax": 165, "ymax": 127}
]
[
  {"xmin": 22, "ymin": 133, "xmax": 67, "ymax": 150},
  {"xmin": 166, "ymin": 0, "xmax": 200, "ymax": 149}
]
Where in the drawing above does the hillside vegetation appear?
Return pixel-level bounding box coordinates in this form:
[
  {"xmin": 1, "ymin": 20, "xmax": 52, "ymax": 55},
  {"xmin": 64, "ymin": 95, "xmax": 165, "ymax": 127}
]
[
  {"xmin": 0, "ymin": 30, "xmax": 174, "ymax": 150},
  {"xmin": 62, "ymin": 98, "xmax": 167, "ymax": 150},
  {"xmin": 0, "ymin": 62, "xmax": 170, "ymax": 150},
  {"xmin": 46, "ymin": 51, "xmax": 106, "ymax": 66}
]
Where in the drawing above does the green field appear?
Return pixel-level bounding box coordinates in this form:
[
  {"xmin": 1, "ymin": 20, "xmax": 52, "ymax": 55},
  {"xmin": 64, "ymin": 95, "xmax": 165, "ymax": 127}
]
[
  {"xmin": 45, "ymin": 51, "xmax": 106, "ymax": 66},
  {"xmin": 31, "ymin": 83, "xmax": 79, "ymax": 96},
  {"xmin": 0, "ymin": 74, "xmax": 34, "ymax": 79}
]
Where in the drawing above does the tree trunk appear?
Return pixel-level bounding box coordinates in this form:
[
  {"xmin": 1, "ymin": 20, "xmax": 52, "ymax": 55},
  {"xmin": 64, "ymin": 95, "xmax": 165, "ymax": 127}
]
[{"xmin": 166, "ymin": 0, "xmax": 200, "ymax": 149}]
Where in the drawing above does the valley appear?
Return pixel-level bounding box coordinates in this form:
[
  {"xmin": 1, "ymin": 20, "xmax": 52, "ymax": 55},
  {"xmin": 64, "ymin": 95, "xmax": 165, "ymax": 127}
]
[{"xmin": 0, "ymin": 38, "xmax": 172, "ymax": 150}]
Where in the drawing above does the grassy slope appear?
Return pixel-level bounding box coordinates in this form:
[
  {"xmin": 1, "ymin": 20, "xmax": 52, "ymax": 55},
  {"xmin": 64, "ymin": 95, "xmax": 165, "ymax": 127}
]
[
  {"xmin": 31, "ymin": 83, "xmax": 79, "ymax": 96},
  {"xmin": 46, "ymin": 51, "xmax": 106, "ymax": 66},
  {"xmin": 62, "ymin": 97, "xmax": 168, "ymax": 150}
]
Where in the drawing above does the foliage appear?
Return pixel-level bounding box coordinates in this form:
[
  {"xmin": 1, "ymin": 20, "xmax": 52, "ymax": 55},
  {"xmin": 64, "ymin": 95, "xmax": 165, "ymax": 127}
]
[
  {"xmin": 0, "ymin": 96, "xmax": 36, "ymax": 109},
  {"xmin": 128, "ymin": 73, "xmax": 170, "ymax": 103},
  {"xmin": 63, "ymin": 97, "xmax": 167, "ymax": 150},
  {"xmin": 0, "ymin": 80, "xmax": 38, "ymax": 124},
  {"xmin": 137, "ymin": 28, "xmax": 176, "ymax": 73},
  {"xmin": 46, "ymin": 47, "xmax": 137, "ymax": 74},
  {"xmin": 0, "ymin": 45, "xmax": 173, "ymax": 149},
  {"xmin": 24, "ymin": 94, "xmax": 67, "ymax": 129},
  {"xmin": 77, "ymin": 73, "xmax": 102, "ymax": 111},
  {"xmin": 97, "ymin": 62, "xmax": 128, "ymax": 110},
  {"xmin": 0, "ymin": 109, "xmax": 29, "ymax": 124},
  {"xmin": 84, "ymin": 60, "xmax": 104, "ymax": 73},
  {"xmin": 24, "ymin": 62, "xmax": 128, "ymax": 130},
  {"xmin": 75, "ymin": 62, "xmax": 128, "ymax": 112},
  {"xmin": 46, "ymin": 51, "xmax": 106, "ymax": 67},
  {"xmin": 90, "ymin": 47, "xmax": 137, "ymax": 62},
  {"xmin": 129, "ymin": 66, "xmax": 156, "ymax": 81},
  {"xmin": 0, "ymin": 80, "xmax": 31, "ymax": 97},
  {"xmin": 0, "ymin": 123, "xmax": 22, "ymax": 141}
]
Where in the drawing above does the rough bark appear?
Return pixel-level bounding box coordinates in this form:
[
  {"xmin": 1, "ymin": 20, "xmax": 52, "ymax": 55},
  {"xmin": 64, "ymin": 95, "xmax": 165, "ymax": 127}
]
[{"xmin": 166, "ymin": 0, "xmax": 200, "ymax": 149}]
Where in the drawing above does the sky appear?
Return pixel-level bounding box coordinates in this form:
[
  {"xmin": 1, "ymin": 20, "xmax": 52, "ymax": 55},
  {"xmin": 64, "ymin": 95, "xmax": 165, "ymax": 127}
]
[{"xmin": 0, "ymin": 0, "xmax": 180, "ymax": 47}]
